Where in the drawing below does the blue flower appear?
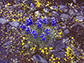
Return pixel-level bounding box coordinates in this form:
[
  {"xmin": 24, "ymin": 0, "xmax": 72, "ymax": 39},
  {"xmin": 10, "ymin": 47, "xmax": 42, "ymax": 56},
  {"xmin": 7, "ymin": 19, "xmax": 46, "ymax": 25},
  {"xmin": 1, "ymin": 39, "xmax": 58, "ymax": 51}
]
[
  {"xmin": 41, "ymin": 36, "xmax": 45, "ymax": 41},
  {"xmin": 26, "ymin": 26, "xmax": 30, "ymax": 34},
  {"xmin": 40, "ymin": 33, "xmax": 45, "ymax": 38},
  {"xmin": 50, "ymin": 18, "xmax": 56, "ymax": 26},
  {"xmin": 37, "ymin": 22, "xmax": 42, "ymax": 29},
  {"xmin": 37, "ymin": 17, "xmax": 43, "ymax": 23},
  {"xmin": 33, "ymin": 33, "xmax": 38, "ymax": 38},
  {"xmin": 31, "ymin": 30, "xmax": 36, "ymax": 35},
  {"xmin": 36, "ymin": 20, "xmax": 40, "ymax": 25},
  {"xmin": 25, "ymin": 16, "xmax": 33, "ymax": 26},
  {"xmin": 40, "ymin": 33, "xmax": 46, "ymax": 41},
  {"xmin": 43, "ymin": 18, "xmax": 47, "ymax": 24},
  {"xmin": 44, "ymin": 28, "xmax": 50, "ymax": 34},
  {"xmin": 20, "ymin": 24, "xmax": 26, "ymax": 31},
  {"xmin": 31, "ymin": 30, "xmax": 38, "ymax": 38}
]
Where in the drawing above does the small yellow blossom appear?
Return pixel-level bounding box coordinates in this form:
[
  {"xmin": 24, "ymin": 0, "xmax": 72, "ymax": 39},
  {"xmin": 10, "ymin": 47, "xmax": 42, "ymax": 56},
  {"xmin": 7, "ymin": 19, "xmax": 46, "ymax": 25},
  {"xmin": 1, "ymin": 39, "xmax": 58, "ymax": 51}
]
[
  {"xmin": 52, "ymin": 58, "xmax": 55, "ymax": 60},
  {"xmin": 49, "ymin": 59, "xmax": 51, "ymax": 61},
  {"xmin": 7, "ymin": 3, "xmax": 10, "ymax": 5},
  {"xmin": 58, "ymin": 58, "xmax": 60, "ymax": 60},
  {"xmin": 5, "ymin": 5, "xmax": 7, "ymax": 7},
  {"xmin": 28, "ymin": 59, "xmax": 30, "ymax": 61},
  {"xmin": 41, "ymin": 49, "xmax": 44, "ymax": 53},
  {"xmin": 28, "ymin": 41, "xmax": 30, "ymax": 44},
  {"xmin": 54, "ymin": 33, "xmax": 56, "ymax": 35},
  {"xmin": 23, "ymin": 37, "xmax": 25, "ymax": 39},
  {"xmin": 64, "ymin": 58, "xmax": 67, "ymax": 61},
  {"xmin": 58, "ymin": 61, "xmax": 60, "ymax": 63},
  {"xmin": 49, "ymin": 47, "xmax": 53, "ymax": 49},
  {"xmin": 44, "ymin": 47, "xmax": 47, "ymax": 49},
  {"xmin": 22, "ymin": 42, "xmax": 24, "ymax": 45},
  {"xmin": 46, "ymin": 52, "xmax": 48, "ymax": 55}
]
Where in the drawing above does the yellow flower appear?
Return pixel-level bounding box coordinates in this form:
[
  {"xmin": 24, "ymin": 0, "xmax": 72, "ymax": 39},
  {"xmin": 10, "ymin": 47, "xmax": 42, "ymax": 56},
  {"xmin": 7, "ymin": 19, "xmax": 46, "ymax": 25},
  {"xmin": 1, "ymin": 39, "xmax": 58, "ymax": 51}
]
[
  {"xmin": 64, "ymin": 58, "xmax": 67, "ymax": 61},
  {"xmin": 28, "ymin": 59, "xmax": 30, "ymax": 61},
  {"xmin": 22, "ymin": 42, "xmax": 24, "ymax": 45},
  {"xmin": 49, "ymin": 59, "xmax": 51, "ymax": 61},
  {"xmin": 41, "ymin": 49, "xmax": 44, "ymax": 53},
  {"xmin": 33, "ymin": 47, "xmax": 36, "ymax": 51},
  {"xmin": 54, "ymin": 33, "xmax": 56, "ymax": 35},
  {"xmin": 23, "ymin": 37, "xmax": 25, "ymax": 39},
  {"xmin": 28, "ymin": 41, "xmax": 30, "ymax": 44},
  {"xmin": 5, "ymin": 5, "xmax": 7, "ymax": 7},
  {"xmin": 46, "ymin": 52, "xmax": 48, "ymax": 55},
  {"xmin": 58, "ymin": 61, "xmax": 60, "ymax": 63},
  {"xmin": 44, "ymin": 47, "xmax": 47, "ymax": 50},
  {"xmin": 49, "ymin": 47, "xmax": 53, "ymax": 49},
  {"xmin": 52, "ymin": 58, "xmax": 55, "ymax": 60}
]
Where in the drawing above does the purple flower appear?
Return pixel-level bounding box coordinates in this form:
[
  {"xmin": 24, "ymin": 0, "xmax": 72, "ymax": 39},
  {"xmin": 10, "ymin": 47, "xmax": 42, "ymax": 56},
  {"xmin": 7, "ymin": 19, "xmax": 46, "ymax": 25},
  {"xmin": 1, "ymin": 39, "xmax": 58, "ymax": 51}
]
[
  {"xmin": 25, "ymin": 16, "xmax": 33, "ymax": 26},
  {"xmin": 50, "ymin": 17, "xmax": 56, "ymax": 26},
  {"xmin": 41, "ymin": 36, "xmax": 45, "ymax": 41},
  {"xmin": 31, "ymin": 30, "xmax": 36, "ymax": 35},
  {"xmin": 44, "ymin": 28, "xmax": 50, "ymax": 34},
  {"xmin": 37, "ymin": 22, "xmax": 42, "ymax": 29},
  {"xmin": 36, "ymin": 20, "xmax": 40, "ymax": 25},
  {"xmin": 31, "ymin": 30, "xmax": 37, "ymax": 38},
  {"xmin": 20, "ymin": 24, "xmax": 26, "ymax": 31},
  {"xmin": 43, "ymin": 18, "xmax": 47, "ymax": 24},
  {"xmin": 37, "ymin": 17, "xmax": 43, "ymax": 23},
  {"xmin": 36, "ymin": 20, "xmax": 42, "ymax": 29},
  {"xmin": 40, "ymin": 33, "xmax": 45, "ymax": 38},
  {"xmin": 33, "ymin": 33, "xmax": 38, "ymax": 38},
  {"xmin": 26, "ymin": 26, "xmax": 30, "ymax": 34},
  {"xmin": 40, "ymin": 33, "xmax": 46, "ymax": 41}
]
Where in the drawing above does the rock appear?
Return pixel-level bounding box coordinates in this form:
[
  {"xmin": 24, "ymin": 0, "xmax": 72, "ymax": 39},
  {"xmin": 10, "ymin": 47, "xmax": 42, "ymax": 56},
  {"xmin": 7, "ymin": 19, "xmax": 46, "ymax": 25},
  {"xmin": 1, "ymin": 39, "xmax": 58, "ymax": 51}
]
[
  {"xmin": 80, "ymin": 2, "xmax": 84, "ymax": 9},
  {"xmin": 0, "ymin": 60, "xmax": 9, "ymax": 63},
  {"xmin": 59, "ymin": 5, "xmax": 67, "ymax": 9},
  {"xmin": 24, "ymin": 0, "xmax": 32, "ymax": 5},
  {"xmin": 59, "ymin": 5, "xmax": 68, "ymax": 13},
  {"xmin": 8, "ymin": 6, "xmax": 15, "ymax": 11},
  {"xmin": 35, "ymin": 11, "xmax": 42, "ymax": 17},
  {"xmin": 0, "ymin": 47, "xmax": 7, "ymax": 55},
  {"xmin": 51, "ymin": 11, "xmax": 60, "ymax": 22},
  {"xmin": 9, "ymin": 21, "xmax": 19, "ymax": 28},
  {"xmin": 0, "ymin": 18, "xmax": 8, "ymax": 24},
  {"xmin": 75, "ymin": 16, "xmax": 84, "ymax": 22},
  {"xmin": 64, "ymin": 29, "xmax": 69, "ymax": 35},
  {"xmin": 48, "ymin": 39, "xmax": 66, "ymax": 59},
  {"xmin": 73, "ymin": 0, "xmax": 76, "ymax": 3},
  {"xmin": 32, "ymin": 54, "xmax": 48, "ymax": 63},
  {"xmin": 60, "ymin": 14, "xmax": 70, "ymax": 21},
  {"xmin": 53, "ymin": 52, "xmax": 65, "ymax": 58},
  {"xmin": 51, "ymin": 11, "xmax": 59, "ymax": 17},
  {"xmin": 18, "ymin": 10, "xmax": 23, "ymax": 14},
  {"xmin": 43, "ymin": 8, "xmax": 50, "ymax": 13},
  {"xmin": 62, "ymin": 8, "xmax": 68, "ymax": 13},
  {"xmin": 69, "ymin": 9, "xmax": 75, "ymax": 15},
  {"xmin": 50, "ymin": 6, "xmax": 58, "ymax": 10}
]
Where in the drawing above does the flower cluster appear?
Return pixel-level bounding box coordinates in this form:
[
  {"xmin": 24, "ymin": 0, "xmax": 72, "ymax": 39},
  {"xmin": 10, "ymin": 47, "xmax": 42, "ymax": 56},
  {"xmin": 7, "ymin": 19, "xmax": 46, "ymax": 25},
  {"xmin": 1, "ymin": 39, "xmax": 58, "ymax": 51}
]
[
  {"xmin": 25, "ymin": 26, "xmax": 30, "ymax": 34},
  {"xmin": 44, "ymin": 28, "xmax": 50, "ymax": 35},
  {"xmin": 43, "ymin": 18, "xmax": 47, "ymax": 24},
  {"xmin": 31, "ymin": 30, "xmax": 38, "ymax": 38},
  {"xmin": 20, "ymin": 23, "xmax": 26, "ymax": 31},
  {"xmin": 25, "ymin": 16, "xmax": 33, "ymax": 26},
  {"xmin": 50, "ymin": 17, "xmax": 56, "ymax": 26},
  {"xmin": 20, "ymin": 16, "xmax": 57, "ymax": 41},
  {"xmin": 36, "ymin": 20, "xmax": 42, "ymax": 29},
  {"xmin": 40, "ymin": 33, "xmax": 46, "ymax": 41}
]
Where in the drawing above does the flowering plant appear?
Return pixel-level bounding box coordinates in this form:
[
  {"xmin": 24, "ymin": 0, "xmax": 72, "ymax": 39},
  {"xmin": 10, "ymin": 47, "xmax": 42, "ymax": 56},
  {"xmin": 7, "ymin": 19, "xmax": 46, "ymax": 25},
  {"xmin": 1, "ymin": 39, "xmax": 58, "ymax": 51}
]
[{"xmin": 19, "ymin": 16, "xmax": 56, "ymax": 54}]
